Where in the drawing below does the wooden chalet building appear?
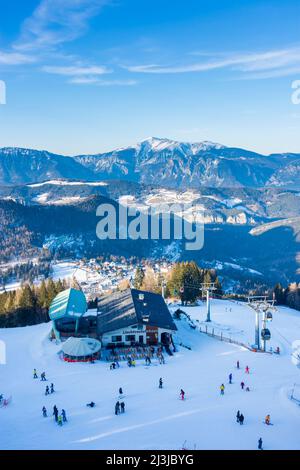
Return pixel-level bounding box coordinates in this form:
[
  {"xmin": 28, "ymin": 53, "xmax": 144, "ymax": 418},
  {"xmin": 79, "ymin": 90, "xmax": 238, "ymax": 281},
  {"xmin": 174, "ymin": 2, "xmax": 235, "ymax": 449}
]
[{"xmin": 97, "ymin": 288, "xmax": 177, "ymax": 348}]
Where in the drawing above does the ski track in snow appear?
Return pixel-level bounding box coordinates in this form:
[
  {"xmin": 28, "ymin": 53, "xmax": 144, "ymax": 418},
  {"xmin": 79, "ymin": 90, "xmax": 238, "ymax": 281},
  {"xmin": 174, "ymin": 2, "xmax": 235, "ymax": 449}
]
[{"xmin": 0, "ymin": 299, "xmax": 300, "ymax": 450}]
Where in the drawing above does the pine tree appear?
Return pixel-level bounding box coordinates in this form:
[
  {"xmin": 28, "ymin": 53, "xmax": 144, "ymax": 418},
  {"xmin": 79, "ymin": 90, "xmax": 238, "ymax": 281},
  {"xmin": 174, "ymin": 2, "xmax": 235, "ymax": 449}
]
[
  {"xmin": 134, "ymin": 267, "xmax": 145, "ymax": 289},
  {"xmin": 37, "ymin": 279, "xmax": 48, "ymax": 309},
  {"xmin": 16, "ymin": 284, "xmax": 35, "ymax": 309}
]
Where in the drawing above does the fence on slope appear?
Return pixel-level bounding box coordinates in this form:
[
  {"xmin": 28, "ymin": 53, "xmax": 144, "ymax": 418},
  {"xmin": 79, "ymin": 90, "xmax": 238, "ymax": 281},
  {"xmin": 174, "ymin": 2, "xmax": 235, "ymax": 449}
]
[{"xmin": 176, "ymin": 308, "xmax": 267, "ymax": 353}]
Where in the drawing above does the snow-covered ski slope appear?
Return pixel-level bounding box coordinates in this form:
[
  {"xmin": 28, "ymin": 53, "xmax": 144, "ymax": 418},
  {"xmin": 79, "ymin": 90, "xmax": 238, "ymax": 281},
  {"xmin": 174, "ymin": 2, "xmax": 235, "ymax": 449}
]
[{"xmin": 0, "ymin": 299, "xmax": 299, "ymax": 450}]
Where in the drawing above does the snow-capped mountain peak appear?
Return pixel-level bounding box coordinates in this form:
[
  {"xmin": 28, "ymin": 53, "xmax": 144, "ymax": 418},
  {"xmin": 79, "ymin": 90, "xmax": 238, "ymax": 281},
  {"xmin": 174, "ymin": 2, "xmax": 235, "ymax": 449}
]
[{"xmin": 139, "ymin": 136, "xmax": 226, "ymax": 153}]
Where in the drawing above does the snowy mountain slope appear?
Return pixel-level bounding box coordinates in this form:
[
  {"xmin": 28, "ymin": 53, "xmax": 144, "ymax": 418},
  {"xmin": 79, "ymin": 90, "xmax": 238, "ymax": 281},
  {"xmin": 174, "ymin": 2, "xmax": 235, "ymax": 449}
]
[
  {"xmin": 0, "ymin": 148, "xmax": 96, "ymax": 186},
  {"xmin": 0, "ymin": 299, "xmax": 299, "ymax": 450}
]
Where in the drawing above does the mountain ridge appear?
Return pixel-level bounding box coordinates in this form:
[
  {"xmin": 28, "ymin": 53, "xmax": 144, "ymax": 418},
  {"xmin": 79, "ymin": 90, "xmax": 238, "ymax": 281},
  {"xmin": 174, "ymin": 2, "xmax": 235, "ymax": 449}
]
[{"xmin": 0, "ymin": 137, "xmax": 300, "ymax": 188}]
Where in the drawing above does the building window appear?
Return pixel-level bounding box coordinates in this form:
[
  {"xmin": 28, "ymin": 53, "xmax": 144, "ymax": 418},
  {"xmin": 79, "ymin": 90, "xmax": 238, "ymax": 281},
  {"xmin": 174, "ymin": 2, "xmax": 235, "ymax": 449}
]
[
  {"xmin": 125, "ymin": 335, "xmax": 136, "ymax": 342},
  {"xmin": 111, "ymin": 335, "xmax": 122, "ymax": 342}
]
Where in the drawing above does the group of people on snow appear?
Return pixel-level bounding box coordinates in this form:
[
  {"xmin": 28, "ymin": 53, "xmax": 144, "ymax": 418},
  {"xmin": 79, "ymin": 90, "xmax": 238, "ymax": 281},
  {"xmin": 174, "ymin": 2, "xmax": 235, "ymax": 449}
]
[
  {"xmin": 115, "ymin": 401, "xmax": 125, "ymax": 415},
  {"xmin": 236, "ymin": 410, "xmax": 245, "ymax": 425},
  {"xmin": 41, "ymin": 405, "xmax": 67, "ymax": 426},
  {"xmin": 45, "ymin": 383, "xmax": 55, "ymax": 395}
]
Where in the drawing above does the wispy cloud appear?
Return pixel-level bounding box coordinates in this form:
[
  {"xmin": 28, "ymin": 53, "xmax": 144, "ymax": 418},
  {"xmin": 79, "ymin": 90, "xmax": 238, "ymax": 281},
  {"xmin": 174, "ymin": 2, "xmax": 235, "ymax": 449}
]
[
  {"xmin": 42, "ymin": 64, "xmax": 111, "ymax": 76},
  {"xmin": 14, "ymin": 0, "xmax": 112, "ymax": 51},
  {"xmin": 236, "ymin": 66, "xmax": 300, "ymax": 80},
  {"xmin": 69, "ymin": 77, "xmax": 138, "ymax": 86},
  {"xmin": 123, "ymin": 46, "xmax": 300, "ymax": 79},
  {"xmin": 0, "ymin": 51, "xmax": 36, "ymax": 65}
]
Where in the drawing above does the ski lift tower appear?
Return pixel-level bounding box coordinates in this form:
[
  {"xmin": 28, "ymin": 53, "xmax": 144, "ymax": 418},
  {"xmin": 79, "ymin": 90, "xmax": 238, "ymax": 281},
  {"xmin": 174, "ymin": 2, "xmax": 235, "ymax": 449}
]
[
  {"xmin": 247, "ymin": 296, "xmax": 276, "ymax": 351},
  {"xmin": 201, "ymin": 282, "xmax": 216, "ymax": 322}
]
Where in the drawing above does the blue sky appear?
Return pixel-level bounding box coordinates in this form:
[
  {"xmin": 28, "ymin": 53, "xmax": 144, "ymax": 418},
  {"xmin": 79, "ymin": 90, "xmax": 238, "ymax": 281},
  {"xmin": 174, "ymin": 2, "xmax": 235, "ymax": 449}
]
[{"xmin": 0, "ymin": 0, "xmax": 300, "ymax": 155}]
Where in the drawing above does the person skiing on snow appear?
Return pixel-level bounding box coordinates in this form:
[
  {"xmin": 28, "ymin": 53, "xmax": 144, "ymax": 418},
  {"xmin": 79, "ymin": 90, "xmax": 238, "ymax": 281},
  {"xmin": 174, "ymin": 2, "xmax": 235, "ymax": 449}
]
[
  {"xmin": 220, "ymin": 384, "xmax": 225, "ymax": 395},
  {"xmin": 57, "ymin": 415, "xmax": 63, "ymax": 426},
  {"xmin": 45, "ymin": 385, "xmax": 50, "ymax": 396},
  {"xmin": 229, "ymin": 373, "xmax": 233, "ymax": 384},
  {"xmin": 119, "ymin": 387, "xmax": 123, "ymax": 397},
  {"xmin": 40, "ymin": 372, "xmax": 46, "ymax": 381},
  {"xmin": 115, "ymin": 401, "xmax": 120, "ymax": 415},
  {"xmin": 33, "ymin": 369, "xmax": 38, "ymax": 379},
  {"xmin": 245, "ymin": 366, "xmax": 250, "ymax": 374},
  {"xmin": 237, "ymin": 361, "xmax": 240, "ymax": 369},
  {"xmin": 258, "ymin": 438, "xmax": 263, "ymax": 450},
  {"xmin": 239, "ymin": 413, "xmax": 244, "ymax": 425},
  {"xmin": 240, "ymin": 381, "xmax": 245, "ymax": 390},
  {"xmin": 87, "ymin": 401, "xmax": 95, "ymax": 408},
  {"xmin": 265, "ymin": 414, "xmax": 271, "ymax": 425},
  {"xmin": 180, "ymin": 389, "xmax": 185, "ymax": 400},
  {"xmin": 159, "ymin": 378, "xmax": 163, "ymax": 389},
  {"xmin": 50, "ymin": 383, "xmax": 54, "ymax": 394},
  {"xmin": 145, "ymin": 356, "xmax": 151, "ymax": 366},
  {"xmin": 120, "ymin": 402, "xmax": 125, "ymax": 413},
  {"xmin": 42, "ymin": 406, "xmax": 47, "ymax": 417},
  {"xmin": 53, "ymin": 405, "xmax": 58, "ymax": 422},
  {"xmin": 62, "ymin": 409, "xmax": 67, "ymax": 422},
  {"xmin": 236, "ymin": 410, "xmax": 240, "ymax": 423}
]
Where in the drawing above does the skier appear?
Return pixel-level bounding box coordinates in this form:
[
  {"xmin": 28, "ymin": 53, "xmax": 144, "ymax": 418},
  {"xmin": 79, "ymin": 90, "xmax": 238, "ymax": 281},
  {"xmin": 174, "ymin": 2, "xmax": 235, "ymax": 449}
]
[
  {"xmin": 276, "ymin": 346, "xmax": 280, "ymax": 355},
  {"xmin": 87, "ymin": 402, "xmax": 95, "ymax": 408},
  {"xmin": 120, "ymin": 402, "xmax": 125, "ymax": 413},
  {"xmin": 236, "ymin": 410, "xmax": 240, "ymax": 423},
  {"xmin": 115, "ymin": 401, "xmax": 120, "ymax": 415},
  {"xmin": 53, "ymin": 405, "xmax": 58, "ymax": 422},
  {"xmin": 145, "ymin": 356, "xmax": 151, "ymax": 366},
  {"xmin": 33, "ymin": 369, "xmax": 38, "ymax": 379},
  {"xmin": 45, "ymin": 385, "xmax": 50, "ymax": 396},
  {"xmin": 50, "ymin": 383, "xmax": 54, "ymax": 394},
  {"xmin": 180, "ymin": 389, "xmax": 185, "ymax": 400},
  {"xmin": 240, "ymin": 381, "xmax": 245, "ymax": 390},
  {"xmin": 40, "ymin": 372, "xmax": 46, "ymax": 381},
  {"xmin": 236, "ymin": 361, "xmax": 240, "ymax": 369},
  {"xmin": 220, "ymin": 384, "xmax": 225, "ymax": 395},
  {"xmin": 245, "ymin": 366, "xmax": 250, "ymax": 374},
  {"xmin": 119, "ymin": 387, "xmax": 123, "ymax": 397},
  {"xmin": 62, "ymin": 409, "xmax": 67, "ymax": 422},
  {"xmin": 239, "ymin": 413, "xmax": 244, "ymax": 425},
  {"xmin": 159, "ymin": 378, "xmax": 163, "ymax": 389},
  {"xmin": 258, "ymin": 438, "xmax": 263, "ymax": 450},
  {"xmin": 265, "ymin": 414, "xmax": 271, "ymax": 425},
  {"xmin": 42, "ymin": 406, "xmax": 47, "ymax": 417},
  {"xmin": 229, "ymin": 373, "xmax": 233, "ymax": 384},
  {"xmin": 127, "ymin": 357, "xmax": 132, "ymax": 367},
  {"xmin": 57, "ymin": 415, "xmax": 63, "ymax": 426},
  {"xmin": 132, "ymin": 359, "xmax": 136, "ymax": 367},
  {"xmin": 246, "ymin": 386, "xmax": 250, "ymax": 392}
]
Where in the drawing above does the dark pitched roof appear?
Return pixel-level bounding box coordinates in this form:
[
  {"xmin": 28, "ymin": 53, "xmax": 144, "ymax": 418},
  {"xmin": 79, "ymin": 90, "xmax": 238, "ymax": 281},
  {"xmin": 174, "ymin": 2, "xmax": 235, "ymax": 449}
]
[{"xmin": 97, "ymin": 288, "xmax": 177, "ymax": 335}]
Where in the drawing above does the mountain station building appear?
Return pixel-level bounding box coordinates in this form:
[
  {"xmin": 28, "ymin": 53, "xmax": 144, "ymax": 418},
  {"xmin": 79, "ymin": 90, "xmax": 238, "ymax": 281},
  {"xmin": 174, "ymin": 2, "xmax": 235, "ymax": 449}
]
[{"xmin": 97, "ymin": 288, "xmax": 177, "ymax": 348}]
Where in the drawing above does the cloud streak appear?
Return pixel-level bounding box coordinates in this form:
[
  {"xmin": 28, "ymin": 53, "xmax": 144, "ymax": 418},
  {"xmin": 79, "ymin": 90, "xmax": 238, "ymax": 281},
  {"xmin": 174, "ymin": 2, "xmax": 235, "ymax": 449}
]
[
  {"xmin": 69, "ymin": 77, "xmax": 138, "ymax": 86},
  {"xmin": 14, "ymin": 0, "xmax": 111, "ymax": 51},
  {"xmin": 123, "ymin": 46, "xmax": 300, "ymax": 79},
  {"xmin": 0, "ymin": 51, "xmax": 36, "ymax": 65},
  {"xmin": 43, "ymin": 64, "xmax": 111, "ymax": 76}
]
